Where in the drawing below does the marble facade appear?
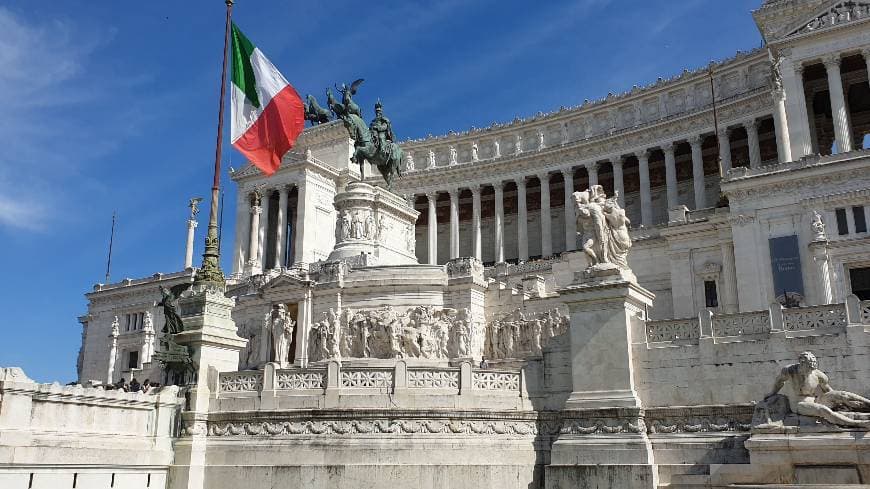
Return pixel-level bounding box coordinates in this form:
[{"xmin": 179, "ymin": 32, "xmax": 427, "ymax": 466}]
[{"xmin": 3, "ymin": 1, "xmax": 870, "ymax": 488}]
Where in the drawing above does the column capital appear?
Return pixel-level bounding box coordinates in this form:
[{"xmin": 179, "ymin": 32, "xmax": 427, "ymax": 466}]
[
  {"xmin": 470, "ymin": 183, "xmax": 481, "ymax": 195},
  {"xmin": 612, "ymin": 157, "xmax": 624, "ymax": 168},
  {"xmin": 635, "ymin": 149, "xmax": 650, "ymax": 160},
  {"xmin": 794, "ymin": 62, "xmax": 806, "ymax": 76},
  {"xmin": 425, "ymin": 191, "xmax": 438, "ymax": 201},
  {"xmin": 585, "ymin": 161, "xmax": 599, "ymax": 172},
  {"xmin": 447, "ymin": 187, "xmax": 459, "ymax": 197},
  {"xmin": 249, "ymin": 190, "xmax": 262, "ymax": 206},
  {"xmin": 688, "ymin": 134, "xmax": 704, "ymax": 147},
  {"xmin": 743, "ymin": 119, "xmax": 760, "ymax": 131},
  {"xmin": 250, "ymin": 205, "xmax": 262, "ymax": 215},
  {"xmin": 491, "ymin": 180, "xmax": 504, "ymax": 192},
  {"xmin": 661, "ymin": 141, "xmax": 675, "ymax": 153},
  {"xmin": 536, "ymin": 171, "xmax": 550, "ymax": 182},
  {"xmin": 822, "ymin": 54, "xmax": 842, "ymax": 70},
  {"xmin": 514, "ymin": 175, "xmax": 527, "ymax": 187},
  {"xmin": 717, "ymin": 127, "xmax": 731, "ymax": 139},
  {"xmin": 561, "ymin": 166, "xmax": 574, "ymax": 178},
  {"xmin": 862, "ymin": 48, "xmax": 870, "ymax": 62}
]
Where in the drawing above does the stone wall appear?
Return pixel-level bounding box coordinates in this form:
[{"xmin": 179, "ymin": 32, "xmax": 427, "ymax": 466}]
[{"xmin": 0, "ymin": 368, "xmax": 181, "ymax": 489}]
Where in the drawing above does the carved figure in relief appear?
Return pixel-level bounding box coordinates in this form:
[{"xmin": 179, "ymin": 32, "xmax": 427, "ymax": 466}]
[
  {"xmin": 769, "ymin": 50, "xmax": 784, "ymax": 93},
  {"xmin": 364, "ymin": 212, "xmax": 375, "ymax": 239},
  {"xmin": 335, "ymin": 215, "xmax": 343, "ymax": 243},
  {"xmin": 573, "ymin": 186, "xmax": 632, "ymax": 270},
  {"xmin": 240, "ymin": 320, "xmax": 260, "ymax": 368},
  {"xmin": 537, "ymin": 131, "xmax": 545, "ymax": 150},
  {"xmin": 341, "ymin": 211, "xmax": 351, "ymax": 240},
  {"xmin": 449, "ymin": 146, "xmax": 458, "ymax": 165},
  {"xmin": 143, "ymin": 311, "xmax": 154, "ymax": 333},
  {"xmin": 471, "ymin": 142, "xmax": 479, "ymax": 161},
  {"xmin": 428, "ymin": 150, "xmax": 436, "ymax": 169},
  {"xmin": 405, "ymin": 153, "xmax": 415, "ymax": 172},
  {"xmin": 811, "ymin": 211, "xmax": 827, "ymax": 241},
  {"xmin": 352, "ymin": 212, "xmax": 364, "ymax": 239},
  {"xmin": 111, "ymin": 316, "xmax": 120, "ymax": 337},
  {"xmin": 493, "ymin": 140, "xmax": 501, "ymax": 158},
  {"xmin": 765, "ymin": 351, "xmax": 870, "ymax": 428}
]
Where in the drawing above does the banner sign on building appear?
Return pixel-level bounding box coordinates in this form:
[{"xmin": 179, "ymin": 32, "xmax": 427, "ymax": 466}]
[{"xmin": 768, "ymin": 235, "xmax": 805, "ymax": 304}]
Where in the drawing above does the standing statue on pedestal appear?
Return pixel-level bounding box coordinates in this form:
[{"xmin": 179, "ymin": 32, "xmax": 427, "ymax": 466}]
[
  {"xmin": 761, "ymin": 351, "xmax": 870, "ymax": 428},
  {"xmin": 325, "ymin": 78, "xmax": 404, "ymax": 189},
  {"xmin": 270, "ymin": 304, "xmax": 295, "ymax": 368},
  {"xmin": 157, "ymin": 283, "xmax": 193, "ymax": 334},
  {"xmin": 573, "ymin": 185, "xmax": 632, "ymax": 270}
]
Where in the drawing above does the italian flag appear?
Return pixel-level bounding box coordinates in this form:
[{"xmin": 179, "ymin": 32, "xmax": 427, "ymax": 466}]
[{"xmin": 230, "ymin": 23, "xmax": 305, "ymax": 176}]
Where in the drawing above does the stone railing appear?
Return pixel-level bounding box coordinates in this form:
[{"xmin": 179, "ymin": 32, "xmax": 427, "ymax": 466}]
[
  {"xmin": 645, "ymin": 300, "xmax": 867, "ymax": 345},
  {"xmin": 213, "ymin": 362, "xmax": 526, "ymax": 411}
]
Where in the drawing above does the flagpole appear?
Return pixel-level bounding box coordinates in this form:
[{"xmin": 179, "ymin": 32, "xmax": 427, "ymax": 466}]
[
  {"xmin": 105, "ymin": 211, "xmax": 116, "ymax": 284},
  {"xmin": 195, "ymin": 0, "xmax": 234, "ymax": 288}
]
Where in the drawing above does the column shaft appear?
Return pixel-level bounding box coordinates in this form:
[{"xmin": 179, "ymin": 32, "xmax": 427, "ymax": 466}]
[
  {"xmin": 449, "ymin": 189, "xmax": 459, "ymax": 259},
  {"xmin": 185, "ymin": 219, "xmax": 197, "ymax": 269},
  {"xmin": 824, "ymin": 56, "xmax": 853, "ymax": 153},
  {"xmin": 663, "ymin": 143, "xmax": 678, "ymax": 209},
  {"xmin": 689, "ymin": 136, "xmax": 705, "ymax": 209},
  {"xmin": 539, "ymin": 173, "xmax": 552, "ymax": 257},
  {"xmin": 516, "ymin": 178, "xmax": 529, "ymax": 261},
  {"xmin": 772, "ymin": 92, "xmax": 793, "ymax": 163},
  {"xmin": 562, "ymin": 169, "xmax": 576, "ymax": 252},
  {"xmin": 427, "ymin": 193, "xmax": 438, "ymax": 265},
  {"xmin": 789, "ymin": 63, "xmax": 813, "ymax": 158},
  {"xmin": 248, "ymin": 196, "xmax": 262, "ymax": 271},
  {"xmin": 746, "ymin": 120, "xmax": 762, "ymax": 169},
  {"xmin": 717, "ymin": 129, "xmax": 732, "ymax": 174},
  {"xmin": 613, "ymin": 159, "xmax": 625, "ymax": 207},
  {"xmin": 471, "ymin": 186, "xmax": 482, "ymax": 260},
  {"xmin": 232, "ymin": 193, "xmax": 250, "ymax": 275},
  {"xmin": 637, "ymin": 151, "xmax": 652, "ymax": 226},
  {"xmin": 259, "ymin": 191, "xmax": 271, "ymax": 268},
  {"xmin": 494, "ymin": 183, "xmax": 505, "ymax": 263},
  {"xmin": 720, "ymin": 240, "xmax": 739, "ymax": 313},
  {"xmin": 587, "ymin": 163, "xmax": 599, "ymax": 187},
  {"xmin": 274, "ymin": 186, "xmax": 289, "ymax": 269}
]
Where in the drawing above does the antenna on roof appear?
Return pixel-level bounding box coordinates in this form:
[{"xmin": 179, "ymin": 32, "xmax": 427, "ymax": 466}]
[{"xmin": 105, "ymin": 211, "xmax": 117, "ymax": 284}]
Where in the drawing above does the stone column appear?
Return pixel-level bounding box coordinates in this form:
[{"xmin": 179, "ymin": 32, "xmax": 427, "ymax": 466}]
[
  {"xmin": 613, "ymin": 158, "xmax": 625, "ymax": 207},
  {"xmin": 720, "ymin": 239, "xmax": 739, "ymax": 313},
  {"xmin": 293, "ymin": 180, "xmax": 307, "ymax": 265},
  {"xmin": 663, "ymin": 142, "xmax": 678, "ymax": 209},
  {"xmin": 516, "ymin": 177, "xmax": 529, "ymax": 261},
  {"xmin": 232, "ymin": 192, "xmax": 251, "ymax": 275},
  {"xmin": 539, "ymin": 172, "xmax": 552, "ymax": 257},
  {"xmin": 717, "ymin": 128, "xmax": 733, "ymax": 174},
  {"xmin": 562, "ymin": 168, "xmax": 576, "ymax": 252},
  {"xmin": 587, "ymin": 162, "xmax": 599, "ymax": 187},
  {"xmin": 274, "ymin": 186, "xmax": 289, "ymax": 269},
  {"xmin": 471, "ymin": 185, "xmax": 482, "ymax": 260},
  {"xmin": 448, "ymin": 188, "xmax": 459, "ymax": 259},
  {"xmin": 247, "ymin": 193, "xmax": 262, "ymax": 273},
  {"xmin": 745, "ymin": 120, "xmax": 762, "ymax": 169},
  {"xmin": 810, "ymin": 241, "xmax": 833, "ymax": 305},
  {"xmin": 294, "ymin": 287, "xmax": 313, "ymax": 367},
  {"xmin": 184, "ymin": 218, "xmax": 198, "ymax": 269},
  {"xmin": 426, "ymin": 192, "xmax": 438, "ymax": 265},
  {"xmin": 689, "ymin": 135, "xmax": 706, "ymax": 209},
  {"xmin": 259, "ymin": 190, "xmax": 271, "ymax": 269},
  {"xmin": 789, "ymin": 62, "xmax": 813, "ymax": 159},
  {"xmin": 772, "ymin": 90, "xmax": 793, "ymax": 163},
  {"xmin": 637, "ymin": 150, "xmax": 652, "ymax": 227},
  {"xmin": 107, "ymin": 321, "xmax": 119, "ymax": 384},
  {"xmin": 824, "ymin": 54, "xmax": 853, "ymax": 153},
  {"xmin": 494, "ymin": 182, "xmax": 505, "ymax": 263}
]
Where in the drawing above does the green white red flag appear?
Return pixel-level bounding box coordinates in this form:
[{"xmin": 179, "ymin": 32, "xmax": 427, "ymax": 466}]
[{"xmin": 230, "ymin": 23, "xmax": 304, "ymax": 176}]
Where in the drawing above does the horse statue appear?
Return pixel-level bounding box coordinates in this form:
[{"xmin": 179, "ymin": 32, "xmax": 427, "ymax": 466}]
[
  {"xmin": 305, "ymin": 94, "xmax": 331, "ymax": 125},
  {"xmin": 340, "ymin": 111, "xmax": 403, "ymax": 189}
]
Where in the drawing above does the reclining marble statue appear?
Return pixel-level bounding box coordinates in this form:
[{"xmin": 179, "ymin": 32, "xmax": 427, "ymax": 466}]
[
  {"xmin": 760, "ymin": 351, "xmax": 870, "ymax": 428},
  {"xmin": 573, "ymin": 185, "xmax": 632, "ymax": 271}
]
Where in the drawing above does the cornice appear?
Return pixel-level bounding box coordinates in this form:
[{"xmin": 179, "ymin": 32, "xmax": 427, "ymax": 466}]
[
  {"xmin": 395, "ymin": 90, "xmax": 773, "ymax": 193},
  {"xmin": 86, "ymin": 270, "xmax": 195, "ymax": 299}
]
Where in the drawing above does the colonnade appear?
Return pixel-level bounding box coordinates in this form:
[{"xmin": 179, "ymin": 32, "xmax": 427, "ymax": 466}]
[
  {"xmin": 416, "ymin": 116, "xmax": 774, "ymax": 265},
  {"xmin": 233, "ymin": 183, "xmax": 302, "ymax": 274}
]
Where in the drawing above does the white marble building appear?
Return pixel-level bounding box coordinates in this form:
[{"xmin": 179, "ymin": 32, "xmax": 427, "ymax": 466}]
[{"xmin": 15, "ymin": 1, "xmax": 870, "ymax": 488}]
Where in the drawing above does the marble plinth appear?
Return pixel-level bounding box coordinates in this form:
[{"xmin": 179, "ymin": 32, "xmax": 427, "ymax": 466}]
[{"xmin": 328, "ymin": 182, "xmax": 419, "ymax": 265}]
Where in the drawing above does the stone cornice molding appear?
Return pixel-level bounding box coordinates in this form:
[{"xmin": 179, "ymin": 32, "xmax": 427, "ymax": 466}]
[
  {"xmin": 395, "ymin": 91, "xmax": 773, "ymax": 194},
  {"xmin": 87, "ymin": 270, "xmax": 195, "ymax": 298}
]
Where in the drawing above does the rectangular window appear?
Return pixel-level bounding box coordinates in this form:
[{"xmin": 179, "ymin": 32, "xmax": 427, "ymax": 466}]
[
  {"xmin": 139, "ymin": 312, "xmax": 145, "ymax": 329},
  {"xmin": 125, "ymin": 314, "xmax": 131, "ymax": 332},
  {"xmin": 836, "ymin": 208, "xmax": 849, "ymax": 235},
  {"xmin": 704, "ymin": 280, "xmax": 719, "ymax": 308},
  {"xmin": 853, "ymin": 206, "xmax": 867, "ymax": 234},
  {"xmin": 850, "ymin": 267, "xmax": 870, "ymax": 301},
  {"xmin": 127, "ymin": 351, "xmax": 139, "ymax": 370}
]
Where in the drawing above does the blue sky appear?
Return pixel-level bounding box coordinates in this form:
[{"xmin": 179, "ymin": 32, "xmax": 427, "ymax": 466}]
[{"xmin": 0, "ymin": 0, "xmax": 763, "ymax": 382}]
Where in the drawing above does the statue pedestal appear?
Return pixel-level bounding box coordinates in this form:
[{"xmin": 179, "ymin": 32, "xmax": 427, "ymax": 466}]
[
  {"xmin": 168, "ymin": 285, "xmax": 246, "ymax": 489},
  {"xmin": 546, "ymin": 267, "xmax": 657, "ymax": 489},
  {"xmin": 328, "ymin": 182, "xmax": 419, "ymax": 265}
]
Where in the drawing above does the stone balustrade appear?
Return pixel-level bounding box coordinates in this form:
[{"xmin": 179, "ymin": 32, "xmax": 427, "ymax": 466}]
[
  {"xmin": 644, "ymin": 301, "xmax": 865, "ymax": 345},
  {"xmin": 214, "ymin": 362, "xmax": 527, "ymax": 412}
]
